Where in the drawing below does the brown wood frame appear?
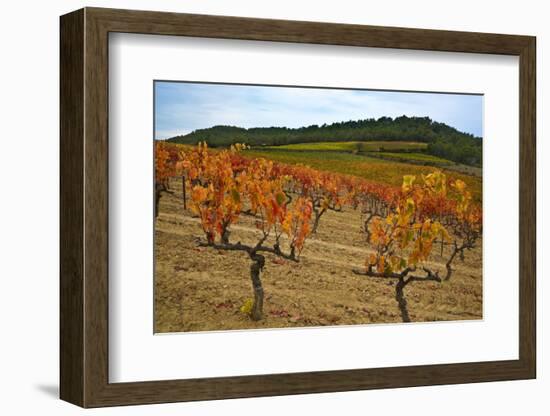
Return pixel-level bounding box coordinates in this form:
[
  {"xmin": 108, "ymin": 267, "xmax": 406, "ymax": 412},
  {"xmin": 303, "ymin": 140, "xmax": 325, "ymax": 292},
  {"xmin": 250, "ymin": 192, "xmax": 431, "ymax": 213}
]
[{"xmin": 60, "ymin": 7, "xmax": 536, "ymax": 408}]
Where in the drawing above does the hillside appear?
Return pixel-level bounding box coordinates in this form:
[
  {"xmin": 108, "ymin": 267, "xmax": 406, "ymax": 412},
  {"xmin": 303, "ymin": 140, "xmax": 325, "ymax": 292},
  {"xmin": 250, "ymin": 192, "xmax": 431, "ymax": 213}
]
[{"xmin": 166, "ymin": 115, "xmax": 482, "ymax": 166}]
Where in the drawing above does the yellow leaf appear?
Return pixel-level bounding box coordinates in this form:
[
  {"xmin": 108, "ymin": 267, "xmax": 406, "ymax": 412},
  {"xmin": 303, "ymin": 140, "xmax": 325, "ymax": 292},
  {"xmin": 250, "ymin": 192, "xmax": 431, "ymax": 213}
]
[
  {"xmin": 240, "ymin": 298, "xmax": 254, "ymax": 314},
  {"xmin": 405, "ymin": 198, "xmax": 415, "ymax": 215},
  {"xmin": 453, "ymin": 179, "xmax": 466, "ymax": 192},
  {"xmin": 402, "ymin": 175, "xmax": 416, "ymax": 193}
]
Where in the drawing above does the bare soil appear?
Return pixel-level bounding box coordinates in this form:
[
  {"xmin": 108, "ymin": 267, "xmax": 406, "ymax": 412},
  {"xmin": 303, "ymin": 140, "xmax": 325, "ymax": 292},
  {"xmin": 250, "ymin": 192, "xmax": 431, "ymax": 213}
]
[{"xmin": 155, "ymin": 178, "xmax": 482, "ymax": 333}]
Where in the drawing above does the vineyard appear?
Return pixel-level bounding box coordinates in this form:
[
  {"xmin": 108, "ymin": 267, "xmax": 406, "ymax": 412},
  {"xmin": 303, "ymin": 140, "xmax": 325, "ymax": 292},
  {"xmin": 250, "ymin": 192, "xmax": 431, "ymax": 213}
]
[{"xmin": 154, "ymin": 141, "xmax": 482, "ymax": 332}]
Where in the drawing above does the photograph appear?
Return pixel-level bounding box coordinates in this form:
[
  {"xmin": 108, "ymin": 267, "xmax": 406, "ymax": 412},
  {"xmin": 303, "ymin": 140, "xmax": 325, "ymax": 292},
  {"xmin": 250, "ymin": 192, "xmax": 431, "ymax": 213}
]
[
  {"xmin": 45, "ymin": 3, "xmax": 539, "ymax": 410},
  {"xmin": 153, "ymin": 81, "xmax": 483, "ymax": 333}
]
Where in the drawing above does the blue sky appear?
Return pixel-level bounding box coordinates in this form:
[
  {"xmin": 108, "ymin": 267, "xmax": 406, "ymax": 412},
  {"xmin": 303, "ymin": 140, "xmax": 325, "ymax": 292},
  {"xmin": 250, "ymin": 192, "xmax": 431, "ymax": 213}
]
[{"xmin": 154, "ymin": 81, "xmax": 483, "ymax": 140}]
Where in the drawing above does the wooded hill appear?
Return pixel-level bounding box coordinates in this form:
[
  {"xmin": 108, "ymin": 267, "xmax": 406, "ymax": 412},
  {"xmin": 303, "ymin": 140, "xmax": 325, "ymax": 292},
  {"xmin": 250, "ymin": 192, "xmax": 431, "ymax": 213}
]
[{"xmin": 167, "ymin": 116, "xmax": 482, "ymax": 166}]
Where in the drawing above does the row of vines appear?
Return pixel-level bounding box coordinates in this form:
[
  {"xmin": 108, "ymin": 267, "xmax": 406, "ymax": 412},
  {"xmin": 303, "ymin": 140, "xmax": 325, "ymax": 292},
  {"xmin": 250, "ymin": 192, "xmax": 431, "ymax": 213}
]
[{"xmin": 155, "ymin": 141, "xmax": 482, "ymax": 323}]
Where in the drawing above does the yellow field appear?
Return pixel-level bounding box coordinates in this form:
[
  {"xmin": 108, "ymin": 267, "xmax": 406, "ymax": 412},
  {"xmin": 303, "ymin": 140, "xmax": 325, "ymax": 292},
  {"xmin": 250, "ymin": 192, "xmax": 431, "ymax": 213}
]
[
  {"xmin": 246, "ymin": 149, "xmax": 482, "ymax": 202},
  {"xmin": 263, "ymin": 140, "xmax": 428, "ymax": 152}
]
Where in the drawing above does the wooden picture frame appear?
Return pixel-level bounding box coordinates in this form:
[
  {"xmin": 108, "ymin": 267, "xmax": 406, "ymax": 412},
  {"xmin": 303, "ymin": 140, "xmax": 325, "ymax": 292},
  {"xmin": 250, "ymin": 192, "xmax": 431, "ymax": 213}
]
[{"xmin": 60, "ymin": 7, "xmax": 536, "ymax": 408}]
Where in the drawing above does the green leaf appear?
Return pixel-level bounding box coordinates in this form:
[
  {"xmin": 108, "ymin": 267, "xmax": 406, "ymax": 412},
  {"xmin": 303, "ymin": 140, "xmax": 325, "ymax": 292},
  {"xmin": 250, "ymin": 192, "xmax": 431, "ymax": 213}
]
[{"xmin": 231, "ymin": 188, "xmax": 241, "ymax": 203}]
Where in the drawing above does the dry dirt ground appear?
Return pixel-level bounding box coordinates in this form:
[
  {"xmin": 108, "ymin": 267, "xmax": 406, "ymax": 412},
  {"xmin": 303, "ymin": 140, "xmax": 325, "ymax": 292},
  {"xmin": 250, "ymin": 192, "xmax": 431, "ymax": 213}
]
[{"xmin": 155, "ymin": 178, "xmax": 482, "ymax": 333}]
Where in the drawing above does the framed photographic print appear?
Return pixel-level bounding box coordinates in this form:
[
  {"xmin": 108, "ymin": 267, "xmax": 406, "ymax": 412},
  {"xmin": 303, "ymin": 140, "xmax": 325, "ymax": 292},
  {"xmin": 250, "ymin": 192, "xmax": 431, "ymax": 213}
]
[{"xmin": 60, "ymin": 7, "xmax": 536, "ymax": 408}]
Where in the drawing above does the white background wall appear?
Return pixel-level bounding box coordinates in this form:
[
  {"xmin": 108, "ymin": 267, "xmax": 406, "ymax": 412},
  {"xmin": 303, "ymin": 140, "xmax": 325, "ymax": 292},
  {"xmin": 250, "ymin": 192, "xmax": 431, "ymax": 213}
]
[{"xmin": 0, "ymin": 0, "xmax": 546, "ymax": 414}]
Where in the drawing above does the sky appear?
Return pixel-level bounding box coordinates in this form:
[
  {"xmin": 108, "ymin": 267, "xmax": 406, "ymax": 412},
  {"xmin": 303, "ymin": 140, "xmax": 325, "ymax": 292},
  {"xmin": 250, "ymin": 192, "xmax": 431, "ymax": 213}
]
[{"xmin": 154, "ymin": 81, "xmax": 483, "ymax": 140}]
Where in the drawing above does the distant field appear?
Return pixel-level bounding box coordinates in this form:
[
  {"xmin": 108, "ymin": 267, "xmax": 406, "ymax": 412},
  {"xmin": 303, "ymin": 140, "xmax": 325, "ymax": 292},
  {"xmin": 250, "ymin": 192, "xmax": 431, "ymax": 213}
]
[
  {"xmin": 262, "ymin": 141, "xmax": 428, "ymax": 152},
  {"xmin": 165, "ymin": 141, "xmax": 481, "ymax": 201},
  {"xmin": 245, "ymin": 149, "xmax": 482, "ymax": 202},
  {"xmin": 369, "ymin": 151, "xmax": 452, "ymax": 164}
]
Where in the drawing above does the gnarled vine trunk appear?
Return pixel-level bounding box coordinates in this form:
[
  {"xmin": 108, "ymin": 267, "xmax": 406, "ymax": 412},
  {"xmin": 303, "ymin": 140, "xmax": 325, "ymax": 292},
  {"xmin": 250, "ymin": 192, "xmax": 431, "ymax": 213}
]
[
  {"xmin": 155, "ymin": 183, "xmax": 163, "ymax": 218},
  {"xmin": 311, "ymin": 207, "xmax": 326, "ymax": 234},
  {"xmin": 182, "ymin": 175, "xmax": 187, "ymax": 209},
  {"xmin": 395, "ymin": 278, "xmax": 411, "ymax": 323},
  {"xmin": 221, "ymin": 221, "xmax": 231, "ymax": 244},
  {"xmin": 248, "ymin": 251, "xmax": 266, "ymax": 321}
]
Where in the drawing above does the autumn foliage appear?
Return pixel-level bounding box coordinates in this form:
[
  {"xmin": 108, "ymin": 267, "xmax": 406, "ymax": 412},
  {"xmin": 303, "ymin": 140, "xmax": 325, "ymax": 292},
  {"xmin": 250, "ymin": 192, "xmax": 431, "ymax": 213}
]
[
  {"xmin": 154, "ymin": 141, "xmax": 181, "ymax": 217},
  {"xmin": 155, "ymin": 141, "xmax": 482, "ymax": 323},
  {"xmin": 356, "ymin": 171, "xmax": 482, "ymax": 321},
  {"xmin": 169, "ymin": 142, "xmax": 314, "ymax": 320}
]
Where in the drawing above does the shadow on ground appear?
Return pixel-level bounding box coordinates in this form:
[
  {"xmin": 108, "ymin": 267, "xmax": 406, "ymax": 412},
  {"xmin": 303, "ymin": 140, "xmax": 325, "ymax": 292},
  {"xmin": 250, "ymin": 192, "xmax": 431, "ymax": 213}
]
[{"xmin": 35, "ymin": 384, "xmax": 58, "ymax": 399}]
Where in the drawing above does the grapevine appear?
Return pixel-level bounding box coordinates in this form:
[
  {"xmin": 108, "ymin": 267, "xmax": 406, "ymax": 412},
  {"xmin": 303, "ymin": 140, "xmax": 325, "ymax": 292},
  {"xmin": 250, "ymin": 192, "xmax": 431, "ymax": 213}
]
[
  {"xmin": 155, "ymin": 141, "xmax": 482, "ymax": 324},
  {"xmin": 354, "ymin": 171, "xmax": 482, "ymax": 322},
  {"xmin": 178, "ymin": 143, "xmax": 314, "ymax": 321}
]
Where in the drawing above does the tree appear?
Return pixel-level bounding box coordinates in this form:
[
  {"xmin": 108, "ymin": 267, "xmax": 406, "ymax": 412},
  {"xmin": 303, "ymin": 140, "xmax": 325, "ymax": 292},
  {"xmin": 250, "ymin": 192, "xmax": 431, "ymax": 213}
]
[{"xmin": 167, "ymin": 116, "xmax": 482, "ymax": 167}]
